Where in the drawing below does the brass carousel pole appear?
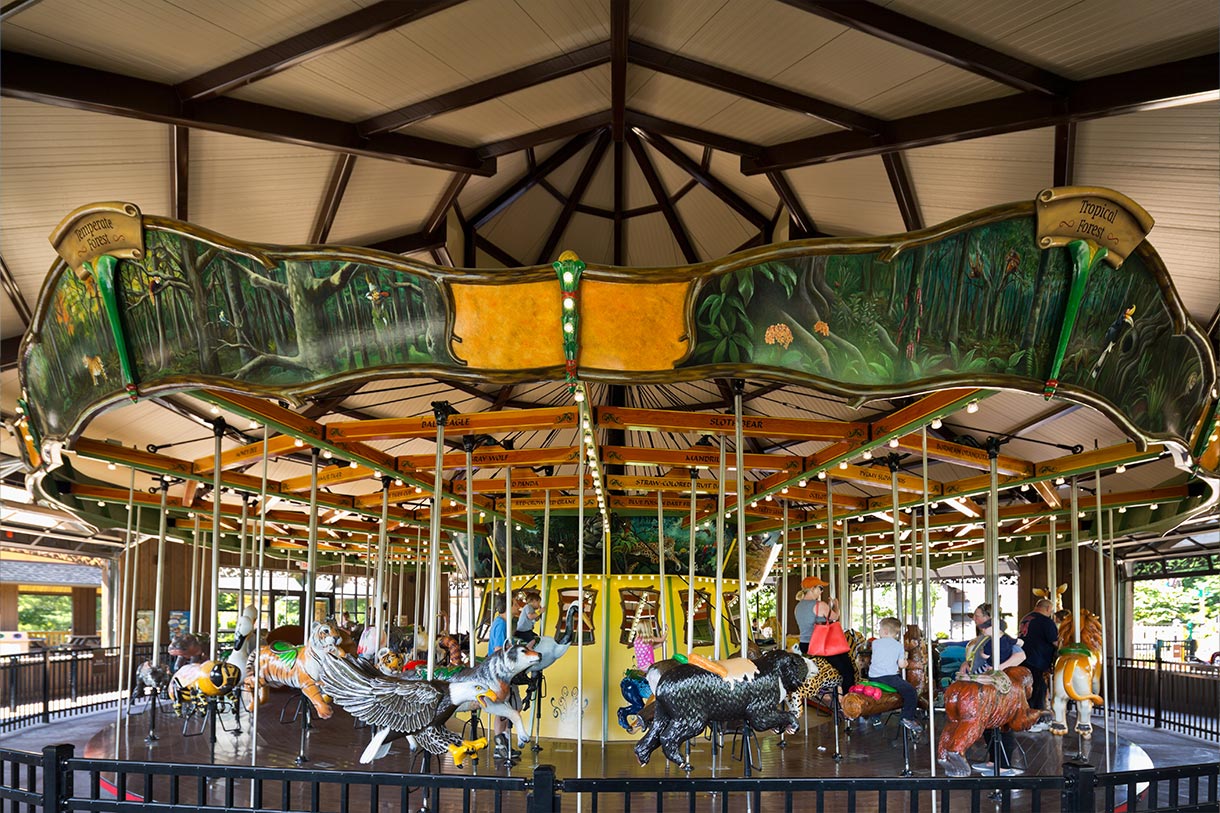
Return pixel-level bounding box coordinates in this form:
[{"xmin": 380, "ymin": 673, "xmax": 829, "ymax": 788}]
[
  {"xmin": 251, "ymin": 425, "xmax": 270, "ymax": 771},
  {"xmin": 113, "ymin": 466, "xmax": 136, "ymax": 746},
  {"xmin": 714, "ymin": 440, "xmax": 726, "ymax": 660},
  {"xmin": 505, "ymin": 466, "xmax": 513, "ymax": 652},
  {"xmin": 1070, "ymin": 478, "xmax": 1082, "ymax": 644},
  {"xmin": 425, "ymin": 403, "xmax": 452, "ymax": 681},
  {"xmin": 687, "ymin": 468, "xmax": 697, "ymax": 653},
  {"xmin": 304, "ymin": 449, "xmax": 320, "ymax": 633},
  {"xmin": 147, "ymin": 480, "xmax": 170, "ymax": 742},
  {"xmin": 657, "ymin": 492, "xmax": 667, "ymax": 659},
  {"xmin": 189, "ymin": 513, "xmax": 200, "ymax": 637},
  {"xmin": 1094, "ymin": 469, "xmax": 1111, "ymax": 771},
  {"xmin": 576, "ymin": 410, "xmax": 586, "ymax": 779},
  {"xmin": 921, "ymin": 427, "xmax": 938, "ymax": 783},
  {"xmin": 781, "ymin": 502, "xmax": 789, "ymax": 646},
  {"xmin": 733, "ymin": 380, "xmax": 749, "ymax": 648},
  {"xmin": 237, "ymin": 495, "xmax": 249, "ymax": 614},
  {"xmin": 209, "ymin": 421, "xmax": 223, "ymax": 662},
  {"xmin": 889, "ymin": 457, "xmax": 904, "ymax": 627},
  {"xmin": 374, "ymin": 478, "xmax": 390, "ymax": 647},
  {"xmin": 466, "ymin": 437, "xmax": 477, "ymax": 671}
]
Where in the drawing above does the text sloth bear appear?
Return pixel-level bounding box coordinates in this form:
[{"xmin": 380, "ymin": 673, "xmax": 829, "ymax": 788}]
[{"xmin": 634, "ymin": 650, "xmax": 809, "ymax": 770}]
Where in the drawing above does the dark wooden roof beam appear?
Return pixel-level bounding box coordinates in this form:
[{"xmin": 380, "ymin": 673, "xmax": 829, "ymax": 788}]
[
  {"xmin": 778, "ymin": 1, "xmax": 1070, "ymax": 97},
  {"xmin": 536, "ymin": 130, "xmax": 611, "ymax": 263},
  {"xmin": 1, "ymin": 51, "xmax": 494, "ymax": 176},
  {"xmin": 0, "ymin": 254, "xmax": 32, "ymax": 326},
  {"xmin": 424, "ymin": 172, "xmax": 471, "ymax": 234},
  {"xmin": 626, "ymin": 130, "xmax": 698, "ymax": 263},
  {"xmin": 881, "ymin": 151, "xmax": 923, "ymax": 231},
  {"xmin": 170, "ymin": 126, "xmax": 189, "ymax": 221},
  {"xmin": 364, "ymin": 227, "xmax": 446, "ymax": 255},
  {"xmin": 478, "ymin": 111, "xmax": 610, "ymax": 158},
  {"xmin": 1053, "ymin": 122, "xmax": 1076, "ymax": 187},
  {"xmin": 628, "ymin": 40, "xmax": 885, "ymax": 134},
  {"xmin": 474, "ymin": 235, "xmax": 524, "ymax": 268},
  {"xmin": 765, "ymin": 171, "xmax": 819, "ymax": 237},
  {"xmin": 470, "ymin": 128, "xmax": 602, "ymax": 228},
  {"xmin": 742, "ymin": 52, "xmax": 1219, "ymax": 174},
  {"xmin": 0, "ymin": 336, "xmax": 21, "ymax": 371},
  {"xmin": 634, "ymin": 128, "xmax": 770, "ymax": 231},
  {"xmin": 625, "ymin": 110, "xmax": 762, "ymax": 158},
  {"xmin": 177, "ymin": 0, "xmax": 465, "ymax": 102},
  {"xmin": 309, "ymin": 153, "xmax": 356, "ymax": 243},
  {"xmin": 611, "ymin": 0, "xmax": 629, "ymax": 141},
  {"xmin": 359, "ymin": 40, "xmax": 612, "ymax": 136}
]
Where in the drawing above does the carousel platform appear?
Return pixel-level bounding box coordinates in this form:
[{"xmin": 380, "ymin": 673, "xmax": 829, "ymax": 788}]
[{"xmin": 20, "ymin": 690, "xmax": 1188, "ymax": 812}]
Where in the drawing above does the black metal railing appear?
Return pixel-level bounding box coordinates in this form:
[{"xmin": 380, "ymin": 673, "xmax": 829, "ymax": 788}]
[
  {"xmin": 0, "ymin": 645, "xmax": 167, "ymax": 733},
  {"xmin": 3, "ymin": 744, "xmax": 1218, "ymax": 812},
  {"xmin": 1113, "ymin": 655, "xmax": 1220, "ymax": 741}
]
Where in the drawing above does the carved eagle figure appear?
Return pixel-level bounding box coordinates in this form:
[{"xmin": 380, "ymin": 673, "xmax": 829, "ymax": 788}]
[{"xmin": 308, "ymin": 628, "xmax": 498, "ymax": 766}]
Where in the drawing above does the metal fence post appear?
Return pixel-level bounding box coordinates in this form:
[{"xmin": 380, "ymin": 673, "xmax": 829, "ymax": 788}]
[
  {"xmin": 528, "ymin": 764, "xmax": 558, "ymax": 813},
  {"xmin": 41, "ymin": 650, "xmax": 50, "ymax": 723},
  {"xmin": 1154, "ymin": 647, "xmax": 1163, "ymax": 729},
  {"xmin": 41, "ymin": 743, "xmax": 73, "ymax": 812},
  {"xmin": 1062, "ymin": 760, "xmax": 1096, "ymax": 812}
]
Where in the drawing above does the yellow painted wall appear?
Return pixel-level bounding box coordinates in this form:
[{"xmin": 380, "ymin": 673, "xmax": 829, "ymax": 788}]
[{"xmin": 487, "ymin": 573, "xmax": 741, "ymax": 742}]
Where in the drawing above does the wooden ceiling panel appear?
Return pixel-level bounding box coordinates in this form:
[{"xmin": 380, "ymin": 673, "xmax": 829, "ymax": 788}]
[
  {"xmin": 0, "ymin": 98, "xmax": 170, "ymax": 303},
  {"xmin": 674, "ymin": 185, "xmax": 756, "ymax": 260},
  {"xmin": 624, "ymin": 211, "xmax": 685, "ymax": 267},
  {"xmin": 480, "ymin": 185, "xmax": 563, "ymax": 266},
  {"xmin": 639, "ymin": 139, "xmax": 690, "ymax": 198},
  {"xmin": 580, "ymin": 139, "xmax": 618, "ymax": 209},
  {"xmin": 1, "ymin": 0, "xmax": 358, "ymax": 84},
  {"xmin": 698, "ymin": 98, "xmax": 840, "ymax": 147},
  {"xmin": 706, "ymin": 150, "xmax": 778, "ymax": 216},
  {"xmin": 1074, "ymin": 102, "xmax": 1219, "ymax": 322},
  {"xmin": 190, "ymin": 130, "xmax": 333, "ymax": 245},
  {"xmin": 326, "ymin": 157, "xmax": 454, "ymax": 247},
  {"xmin": 552, "ymin": 213, "xmax": 615, "ymax": 267},
  {"xmin": 887, "ymin": 0, "xmax": 1219, "ymax": 81},
  {"xmin": 545, "ymin": 142, "xmax": 602, "ymax": 199},
  {"xmin": 408, "ymin": 69, "xmax": 609, "ymax": 153},
  {"xmin": 627, "ymin": 0, "xmax": 725, "ymax": 52},
  {"xmin": 851, "ymin": 66, "xmax": 1013, "ymax": 121},
  {"xmin": 784, "ymin": 156, "xmax": 905, "ymax": 237},
  {"xmin": 457, "ymin": 151, "xmax": 528, "ymax": 218},
  {"xmin": 904, "ymin": 127, "xmax": 1055, "ymax": 230}
]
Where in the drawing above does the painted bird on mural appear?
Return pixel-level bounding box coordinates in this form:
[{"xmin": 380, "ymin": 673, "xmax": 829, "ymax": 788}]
[{"xmin": 1089, "ymin": 305, "xmax": 1136, "ymax": 378}]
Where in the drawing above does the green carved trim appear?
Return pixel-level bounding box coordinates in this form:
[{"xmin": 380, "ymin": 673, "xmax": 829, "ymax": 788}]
[
  {"xmin": 554, "ymin": 252, "xmax": 586, "ymax": 391},
  {"xmin": 88, "ymin": 254, "xmax": 139, "ymax": 400},
  {"xmin": 1043, "ymin": 240, "xmax": 1107, "ymax": 399}
]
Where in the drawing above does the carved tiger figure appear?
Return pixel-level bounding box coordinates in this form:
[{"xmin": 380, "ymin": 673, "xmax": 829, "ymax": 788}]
[{"xmin": 243, "ymin": 618, "xmax": 354, "ymax": 719}]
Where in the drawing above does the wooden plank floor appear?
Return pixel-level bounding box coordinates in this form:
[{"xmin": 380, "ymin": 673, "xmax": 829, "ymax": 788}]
[{"xmin": 66, "ymin": 690, "xmax": 1176, "ymax": 812}]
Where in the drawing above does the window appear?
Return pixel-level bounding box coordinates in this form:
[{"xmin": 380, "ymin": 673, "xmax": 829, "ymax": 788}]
[
  {"xmin": 618, "ymin": 587, "xmax": 661, "ymax": 646},
  {"xmin": 679, "ymin": 589, "xmax": 713, "ymax": 647}
]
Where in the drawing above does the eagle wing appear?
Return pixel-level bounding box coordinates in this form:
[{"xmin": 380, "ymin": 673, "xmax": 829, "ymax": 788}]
[{"xmin": 314, "ymin": 653, "xmax": 450, "ymax": 734}]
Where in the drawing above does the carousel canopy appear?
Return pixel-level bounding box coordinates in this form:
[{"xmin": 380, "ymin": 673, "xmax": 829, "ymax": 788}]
[{"xmin": 0, "ymin": 1, "xmax": 1216, "ymax": 572}]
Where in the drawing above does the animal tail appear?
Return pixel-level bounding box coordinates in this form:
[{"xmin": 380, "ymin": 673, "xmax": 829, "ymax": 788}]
[{"xmin": 1063, "ymin": 658, "xmax": 1104, "ymax": 705}]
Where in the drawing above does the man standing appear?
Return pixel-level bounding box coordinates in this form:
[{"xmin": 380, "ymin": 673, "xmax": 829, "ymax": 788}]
[{"xmin": 1019, "ymin": 598, "xmax": 1059, "ymax": 729}]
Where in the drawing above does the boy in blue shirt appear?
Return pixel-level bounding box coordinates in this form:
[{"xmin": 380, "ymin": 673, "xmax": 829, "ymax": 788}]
[{"xmin": 869, "ymin": 617, "xmax": 922, "ymax": 738}]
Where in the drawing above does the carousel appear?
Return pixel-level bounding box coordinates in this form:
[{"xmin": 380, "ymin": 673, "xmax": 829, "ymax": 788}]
[{"xmin": 6, "ymin": 185, "xmax": 1218, "ymax": 803}]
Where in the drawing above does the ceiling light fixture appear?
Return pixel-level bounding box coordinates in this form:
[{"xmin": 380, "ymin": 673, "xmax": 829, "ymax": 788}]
[{"xmin": 966, "ymin": 401, "xmax": 979, "ymax": 414}]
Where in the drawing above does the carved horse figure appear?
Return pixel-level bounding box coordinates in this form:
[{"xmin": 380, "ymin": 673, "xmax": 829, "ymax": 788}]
[
  {"xmin": 938, "ymin": 667, "xmax": 1042, "ymax": 777},
  {"xmin": 1051, "ymin": 609, "xmax": 1104, "ymax": 737}
]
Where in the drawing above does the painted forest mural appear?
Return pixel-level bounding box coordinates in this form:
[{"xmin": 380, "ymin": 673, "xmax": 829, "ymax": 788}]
[{"xmin": 19, "ymin": 205, "xmax": 1212, "ymax": 451}]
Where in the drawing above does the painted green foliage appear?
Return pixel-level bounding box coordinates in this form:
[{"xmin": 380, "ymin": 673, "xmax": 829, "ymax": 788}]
[
  {"xmin": 684, "ymin": 215, "xmax": 1205, "ymax": 439},
  {"xmin": 25, "ymin": 230, "xmax": 454, "ymax": 437}
]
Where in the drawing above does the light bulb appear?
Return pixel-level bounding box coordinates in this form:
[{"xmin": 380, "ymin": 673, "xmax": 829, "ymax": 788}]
[
  {"xmin": 863, "ymin": 450, "xmax": 873, "ymax": 460},
  {"xmin": 349, "ymin": 460, "xmax": 358, "ymax": 469},
  {"xmin": 1055, "ymin": 477, "xmax": 1065, "ymax": 485},
  {"xmin": 1020, "ymin": 483, "xmax": 1029, "ymax": 491},
  {"xmin": 562, "ymin": 271, "xmax": 574, "ymax": 285},
  {"xmin": 248, "ymin": 421, "xmax": 258, "ymax": 430},
  {"xmin": 323, "ymin": 450, "xmax": 333, "ymax": 459},
  {"xmin": 573, "ymin": 390, "xmax": 585, "ymax": 403},
  {"xmin": 394, "ymin": 479, "xmax": 403, "ymax": 487},
  {"xmin": 839, "ymin": 461, "xmax": 848, "ymax": 469},
  {"xmin": 294, "ymin": 438, "xmax": 305, "ymax": 447},
  {"xmin": 107, "ymin": 462, "xmax": 116, "ymax": 470},
  {"xmin": 1115, "ymin": 464, "xmax": 1126, "ymax": 474},
  {"xmin": 781, "ymin": 487, "xmax": 789, "ymax": 494},
  {"xmin": 966, "ymin": 401, "xmax": 979, "ymax": 414},
  {"xmin": 889, "ymin": 438, "xmax": 899, "ymax": 448},
  {"xmin": 750, "ymin": 501, "xmax": 758, "ymax": 508},
  {"xmin": 765, "ymin": 494, "xmax": 773, "ymax": 501},
  {"xmin": 97, "ymin": 501, "xmax": 105, "ymax": 507},
  {"xmin": 931, "ymin": 418, "xmax": 942, "ymax": 429},
  {"xmin": 210, "ymin": 405, "xmax": 220, "ymax": 415},
  {"xmin": 563, "ymin": 322, "xmax": 574, "ymax": 334},
  {"xmin": 563, "ymin": 298, "xmax": 575, "ymax": 310},
  {"xmin": 798, "ymin": 479, "xmax": 807, "ymax": 487},
  {"xmin": 817, "ymin": 471, "xmax": 826, "ymax": 480},
  {"xmin": 1118, "ymin": 506, "xmax": 1127, "ymax": 514}
]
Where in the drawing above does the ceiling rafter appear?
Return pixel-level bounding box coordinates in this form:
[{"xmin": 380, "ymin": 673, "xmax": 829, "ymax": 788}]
[
  {"xmin": 424, "ymin": 172, "xmax": 471, "ymax": 235},
  {"xmin": 170, "ymin": 126, "xmax": 189, "ymax": 222},
  {"xmin": 470, "ymin": 128, "xmax": 601, "ymax": 229},
  {"xmin": 359, "ymin": 40, "xmax": 612, "ymax": 136},
  {"xmin": 628, "ymin": 40, "xmax": 885, "ymax": 134},
  {"xmin": 778, "ymin": 0, "xmax": 1070, "ymax": 97},
  {"xmin": 0, "ymin": 51, "xmax": 495, "ymax": 176},
  {"xmin": 1053, "ymin": 123, "xmax": 1076, "ymax": 187},
  {"xmin": 176, "ymin": 0, "xmax": 466, "ymax": 102},
  {"xmin": 474, "ymin": 234, "xmax": 523, "ymax": 267},
  {"xmin": 613, "ymin": 138, "xmax": 625, "ymax": 265},
  {"xmin": 766, "ymin": 171, "xmax": 818, "ymax": 238},
  {"xmin": 364, "ymin": 228, "xmax": 447, "ymax": 256},
  {"xmin": 626, "ymin": 130, "xmax": 698, "ymax": 264},
  {"xmin": 742, "ymin": 52, "xmax": 1219, "ymax": 174},
  {"xmin": 478, "ymin": 111, "xmax": 610, "ymax": 159},
  {"xmin": 881, "ymin": 151, "xmax": 923, "ymax": 231},
  {"xmin": 635, "ymin": 128, "xmax": 771, "ymax": 232},
  {"xmin": 536, "ymin": 129, "xmax": 612, "ymax": 264},
  {"xmin": 610, "ymin": 0, "xmax": 628, "ymax": 142},
  {"xmin": 309, "ymin": 153, "xmax": 356, "ymax": 244},
  {"xmin": 0, "ymin": 253, "xmax": 33, "ymax": 326}
]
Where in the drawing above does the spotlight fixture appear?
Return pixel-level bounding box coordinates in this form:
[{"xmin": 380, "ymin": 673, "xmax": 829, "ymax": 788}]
[
  {"xmin": 1055, "ymin": 477, "xmax": 1066, "ymax": 485},
  {"xmin": 931, "ymin": 418, "xmax": 942, "ymax": 429},
  {"xmin": 817, "ymin": 471, "xmax": 826, "ymax": 480},
  {"xmin": 415, "ymin": 486, "xmax": 423, "ymax": 494},
  {"xmin": 1115, "ymin": 464, "xmax": 1127, "ymax": 474},
  {"xmin": 839, "ymin": 461, "xmax": 848, "ymax": 469},
  {"xmin": 97, "ymin": 500, "xmax": 105, "ymax": 507},
  {"xmin": 1118, "ymin": 506, "xmax": 1127, "ymax": 514},
  {"xmin": 750, "ymin": 501, "xmax": 758, "ymax": 508},
  {"xmin": 294, "ymin": 438, "xmax": 305, "ymax": 447},
  {"xmin": 863, "ymin": 450, "xmax": 873, "ymax": 460},
  {"xmin": 781, "ymin": 487, "xmax": 789, "ymax": 494},
  {"xmin": 323, "ymin": 450, "xmax": 333, "ymax": 459},
  {"xmin": 889, "ymin": 438, "xmax": 899, "ymax": 448},
  {"xmin": 966, "ymin": 401, "xmax": 979, "ymax": 414},
  {"xmin": 1019, "ymin": 483, "xmax": 1029, "ymax": 491},
  {"xmin": 348, "ymin": 460, "xmax": 358, "ymax": 469},
  {"xmin": 107, "ymin": 462, "xmax": 117, "ymax": 470},
  {"xmin": 798, "ymin": 479, "xmax": 807, "ymax": 487},
  {"xmin": 394, "ymin": 479, "xmax": 403, "ymax": 487}
]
